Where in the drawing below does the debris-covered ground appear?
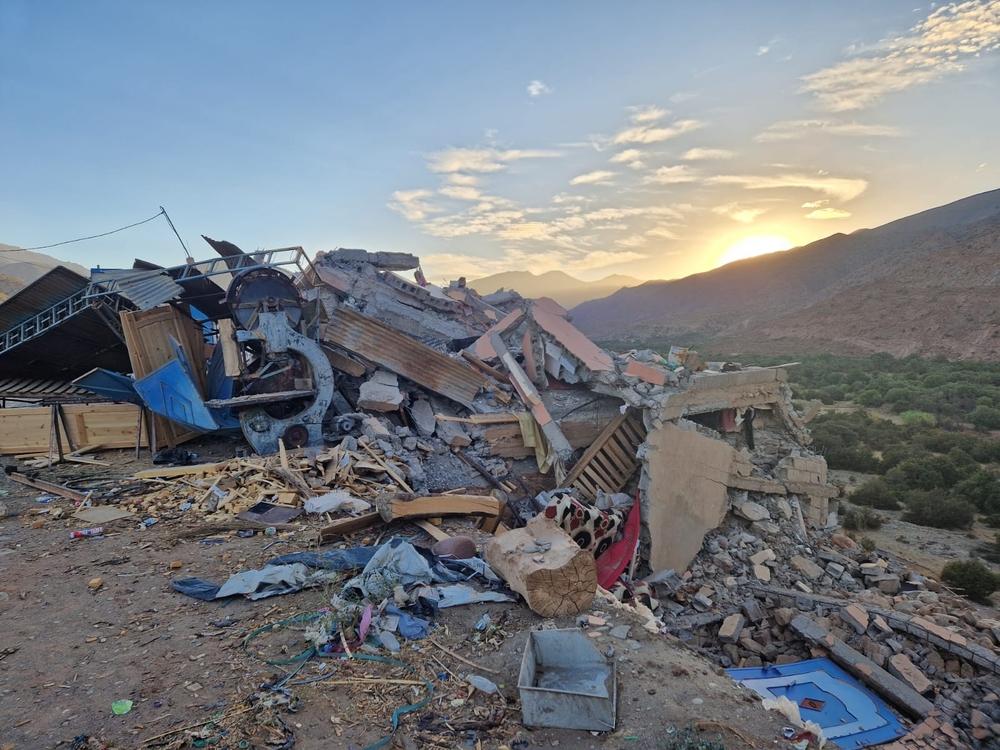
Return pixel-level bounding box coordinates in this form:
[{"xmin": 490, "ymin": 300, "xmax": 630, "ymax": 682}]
[
  {"xmin": 0, "ymin": 242, "xmax": 997, "ymax": 749},
  {"xmin": 0, "ymin": 442, "xmax": 790, "ymax": 749}
]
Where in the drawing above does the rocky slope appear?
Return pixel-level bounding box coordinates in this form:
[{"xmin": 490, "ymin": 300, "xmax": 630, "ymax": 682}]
[{"xmin": 571, "ymin": 189, "xmax": 1000, "ymax": 361}]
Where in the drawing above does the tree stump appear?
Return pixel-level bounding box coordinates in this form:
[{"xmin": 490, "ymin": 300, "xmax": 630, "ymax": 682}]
[{"xmin": 484, "ymin": 514, "xmax": 596, "ymax": 617}]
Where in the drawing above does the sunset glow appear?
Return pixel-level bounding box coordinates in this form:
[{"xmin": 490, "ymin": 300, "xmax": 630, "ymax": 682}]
[{"xmin": 716, "ymin": 235, "xmax": 794, "ymax": 267}]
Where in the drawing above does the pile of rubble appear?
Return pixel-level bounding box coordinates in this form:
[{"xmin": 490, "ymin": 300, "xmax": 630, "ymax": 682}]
[{"xmin": 0, "ymin": 238, "xmax": 997, "ymax": 748}]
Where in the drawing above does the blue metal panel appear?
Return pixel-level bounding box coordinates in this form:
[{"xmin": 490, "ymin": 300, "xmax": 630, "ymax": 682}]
[
  {"xmin": 728, "ymin": 658, "xmax": 905, "ymax": 749},
  {"xmin": 71, "ymin": 368, "xmax": 143, "ymax": 404},
  {"xmin": 134, "ymin": 342, "xmax": 218, "ymax": 432}
]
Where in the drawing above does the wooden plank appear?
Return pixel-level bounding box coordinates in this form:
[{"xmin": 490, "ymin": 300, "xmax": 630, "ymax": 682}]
[
  {"xmin": 120, "ymin": 307, "xmax": 205, "ymax": 447},
  {"xmin": 377, "ymin": 494, "xmax": 502, "ymax": 522},
  {"xmin": 490, "ymin": 334, "xmax": 572, "ymax": 463},
  {"xmin": 8, "ymin": 472, "xmax": 88, "ymax": 502},
  {"xmin": 321, "ymin": 345, "xmax": 368, "ymax": 378},
  {"xmin": 0, "ymin": 404, "xmax": 146, "ymax": 455},
  {"xmin": 134, "ymin": 462, "xmax": 222, "ymax": 479},
  {"xmin": 216, "ymin": 318, "xmax": 241, "ymax": 377},
  {"xmin": 564, "ymin": 413, "xmax": 627, "ymax": 486},
  {"xmin": 413, "ymin": 519, "xmax": 451, "ymax": 542}
]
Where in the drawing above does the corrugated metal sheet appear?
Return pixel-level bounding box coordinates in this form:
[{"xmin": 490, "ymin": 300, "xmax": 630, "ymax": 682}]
[
  {"xmin": 0, "ymin": 377, "xmax": 98, "ymax": 400},
  {"xmin": 322, "ymin": 307, "xmax": 488, "ymax": 407},
  {"xmin": 0, "ymin": 266, "xmax": 89, "ymax": 332},
  {"xmin": 91, "ymin": 268, "xmax": 186, "ymax": 310}
]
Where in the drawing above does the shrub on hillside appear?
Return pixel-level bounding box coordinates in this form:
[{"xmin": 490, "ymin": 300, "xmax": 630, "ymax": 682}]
[
  {"xmin": 900, "ymin": 410, "xmax": 936, "ymax": 427},
  {"xmin": 953, "ymin": 470, "xmax": 1000, "ymax": 515},
  {"xmin": 903, "ymin": 491, "xmax": 975, "ymax": 529},
  {"xmin": 971, "ymin": 406, "xmax": 1000, "ymax": 431},
  {"xmin": 849, "ymin": 478, "xmax": 900, "ymax": 510},
  {"xmin": 941, "ymin": 559, "xmax": 999, "ymax": 603},
  {"xmin": 842, "ymin": 506, "xmax": 884, "ymax": 531},
  {"xmin": 885, "ymin": 459, "xmax": 946, "ymax": 491}
]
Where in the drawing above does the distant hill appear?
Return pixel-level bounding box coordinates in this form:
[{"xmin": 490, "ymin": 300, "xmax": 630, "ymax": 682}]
[
  {"xmin": 469, "ymin": 270, "xmax": 642, "ymax": 309},
  {"xmin": 571, "ymin": 189, "xmax": 1000, "ymax": 361},
  {"xmin": 0, "ymin": 243, "xmax": 88, "ymax": 301}
]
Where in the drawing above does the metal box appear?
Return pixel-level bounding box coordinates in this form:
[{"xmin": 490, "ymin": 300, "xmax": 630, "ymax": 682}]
[{"xmin": 517, "ymin": 629, "xmax": 617, "ymax": 731}]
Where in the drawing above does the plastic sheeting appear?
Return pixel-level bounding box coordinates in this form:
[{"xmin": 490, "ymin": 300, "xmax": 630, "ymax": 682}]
[{"xmin": 728, "ymin": 658, "xmax": 906, "ymax": 749}]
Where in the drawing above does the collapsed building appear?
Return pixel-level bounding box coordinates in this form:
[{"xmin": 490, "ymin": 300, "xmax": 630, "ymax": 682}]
[{"xmin": 0, "ymin": 239, "xmax": 997, "ymax": 748}]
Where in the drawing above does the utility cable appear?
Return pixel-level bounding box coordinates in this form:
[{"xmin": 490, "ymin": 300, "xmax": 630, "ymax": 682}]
[{"xmin": 19, "ymin": 209, "xmax": 166, "ymax": 251}]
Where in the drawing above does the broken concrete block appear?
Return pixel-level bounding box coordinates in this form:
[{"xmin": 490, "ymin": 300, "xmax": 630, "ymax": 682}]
[
  {"xmin": 409, "ymin": 399, "xmax": 437, "ymax": 437},
  {"xmin": 749, "ymin": 548, "xmax": 775, "ymax": 566},
  {"xmin": 624, "ymin": 359, "xmax": 667, "ymax": 386},
  {"xmin": 358, "ymin": 370, "xmax": 404, "ymax": 412},
  {"xmin": 791, "ymin": 555, "xmax": 824, "ymax": 580},
  {"xmin": 773, "ymin": 607, "xmax": 795, "ymax": 627},
  {"xmin": 741, "ymin": 599, "xmax": 765, "ymax": 623},
  {"xmin": 874, "ymin": 575, "xmax": 901, "ymax": 595},
  {"xmin": 840, "ymin": 603, "xmax": 870, "ymax": 634},
  {"xmin": 362, "ymin": 415, "xmax": 392, "ymax": 440},
  {"xmin": 735, "ymin": 501, "xmax": 770, "ymax": 522},
  {"xmin": 435, "ymin": 419, "xmax": 471, "ymax": 447},
  {"xmin": 825, "ymin": 561, "xmax": 846, "ymax": 578},
  {"xmin": 774, "ymin": 498, "xmax": 792, "ymax": 519},
  {"xmin": 887, "ymin": 654, "xmax": 933, "ymax": 696}
]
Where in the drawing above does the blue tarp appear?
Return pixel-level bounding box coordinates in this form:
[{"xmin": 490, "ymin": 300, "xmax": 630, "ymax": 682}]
[{"xmin": 728, "ymin": 658, "xmax": 906, "ymax": 749}]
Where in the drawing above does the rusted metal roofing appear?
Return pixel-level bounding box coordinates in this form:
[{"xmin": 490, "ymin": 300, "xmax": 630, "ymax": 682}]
[
  {"xmin": 322, "ymin": 307, "xmax": 489, "ymax": 408},
  {"xmin": 0, "ymin": 266, "xmax": 89, "ymax": 332}
]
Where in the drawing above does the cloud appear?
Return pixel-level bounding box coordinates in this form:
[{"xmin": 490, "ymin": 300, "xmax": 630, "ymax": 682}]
[
  {"xmin": 613, "ymin": 118, "xmax": 703, "ymax": 145},
  {"xmin": 447, "ymin": 174, "xmax": 479, "ymax": 186},
  {"xmin": 801, "ymin": 199, "xmax": 828, "ymax": 208},
  {"xmin": 709, "ymin": 173, "xmax": 868, "ymax": 201},
  {"xmin": 712, "ymin": 203, "xmax": 767, "ymax": 223},
  {"xmin": 669, "ymin": 91, "xmax": 698, "ymax": 104},
  {"xmin": 646, "ymin": 225, "xmax": 681, "ymax": 239},
  {"xmin": 570, "ymin": 170, "xmax": 615, "ymax": 186},
  {"xmin": 388, "ymin": 189, "xmax": 439, "ymax": 221},
  {"xmin": 609, "ymin": 148, "xmax": 645, "ymax": 169},
  {"xmin": 755, "ymin": 119, "xmax": 904, "ymax": 142},
  {"xmin": 682, "ymin": 147, "xmax": 734, "ymax": 161},
  {"xmin": 616, "ymin": 234, "xmax": 648, "ymax": 248},
  {"xmin": 527, "ymin": 79, "xmax": 552, "ymax": 97},
  {"xmin": 802, "ymin": 0, "xmax": 1000, "ymax": 111},
  {"xmin": 439, "ymin": 185, "xmax": 482, "ymax": 201},
  {"xmin": 628, "ymin": 105, "xmax": 668, "ymax": 123},
  {"xmin": 805, "ymin": 207, "xmax": 852, "ymax": 219},
  {"xmin": 644, "ymin": 165, "xmax": 699, "ymax": 185},
  {"xmin": 427, "ymin": 147, "xmax": 561, "ymax": 174}
]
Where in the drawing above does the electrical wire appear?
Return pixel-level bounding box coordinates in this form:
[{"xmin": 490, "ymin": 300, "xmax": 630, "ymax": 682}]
[{"xmin": 19, "ymin": 209, "xmax": 166, "ymax": 251}]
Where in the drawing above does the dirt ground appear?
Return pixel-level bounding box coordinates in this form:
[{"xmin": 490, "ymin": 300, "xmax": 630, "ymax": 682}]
[{"xmin": 0, "ymin": 440, "xmax": 790, "ymax": 750}]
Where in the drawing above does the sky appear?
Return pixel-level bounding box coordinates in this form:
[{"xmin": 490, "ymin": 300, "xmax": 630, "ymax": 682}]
[{"xmin": 1, "ymin": 1, "xmax": 998, "ymax": 283}]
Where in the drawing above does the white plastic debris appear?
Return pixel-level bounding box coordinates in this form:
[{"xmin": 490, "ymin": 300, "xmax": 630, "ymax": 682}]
[{"xmin": 304, "ymin": 490, "xmax": 371, "ymax": 515}]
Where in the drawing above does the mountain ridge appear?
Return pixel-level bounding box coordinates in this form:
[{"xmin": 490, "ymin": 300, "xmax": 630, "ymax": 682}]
[
  {"xmin": 469, "ymin": 269, "xmax": 643, "ymax": 309},
  {"xmin": 570, "ymin": 189, "xmax": 1000, "ymax": 361}
]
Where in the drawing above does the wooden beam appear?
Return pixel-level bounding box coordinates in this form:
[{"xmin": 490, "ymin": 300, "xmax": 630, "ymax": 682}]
[
  {"xmin": 8, "ymin": 472, "xmax": 88, "ymax": 503},
  {"xmin": 413, "ymin": 519, "xmax": 451, "ymax": 542},
  {"xmin": 134, "ymin": 462, "xmax": 222, "ymax": 479},
  {"xmin": 376, "ymin": 494, "xmax": 502, "ymax": 522},
  {"xmin": 490, "ymin": 334, "xmax": 572, "ymax": 462},
  {"xmin": 217, "ymin": 318, "xmax": 241, "ymax": 377}
]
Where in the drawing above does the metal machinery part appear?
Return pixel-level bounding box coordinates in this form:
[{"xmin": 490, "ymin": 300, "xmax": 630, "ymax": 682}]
[{"xmin": 227, "ymin": 268, "xmax": 334, "ymax": 455}]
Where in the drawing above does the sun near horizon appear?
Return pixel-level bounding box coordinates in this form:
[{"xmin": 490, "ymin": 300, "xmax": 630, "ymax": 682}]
[{"xmin": 715, "ymin": 234, "xmax": 795, "ymax": 268}]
